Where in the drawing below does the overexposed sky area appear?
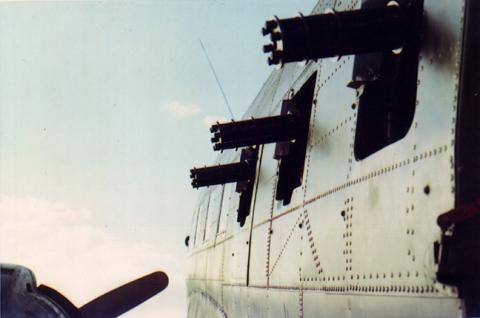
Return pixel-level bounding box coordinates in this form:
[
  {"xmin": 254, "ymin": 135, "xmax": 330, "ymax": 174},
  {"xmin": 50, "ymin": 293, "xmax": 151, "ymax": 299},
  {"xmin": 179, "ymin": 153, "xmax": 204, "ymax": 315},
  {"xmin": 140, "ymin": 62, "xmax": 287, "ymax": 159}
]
[{"xmin": 0, "ymin": 1, "xmax": 313, "ymax": 316}]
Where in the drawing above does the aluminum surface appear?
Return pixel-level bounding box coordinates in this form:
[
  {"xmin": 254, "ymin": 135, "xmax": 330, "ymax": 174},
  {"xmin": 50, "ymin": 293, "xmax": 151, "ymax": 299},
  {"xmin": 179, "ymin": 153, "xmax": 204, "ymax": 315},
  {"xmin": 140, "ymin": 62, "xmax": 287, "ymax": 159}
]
[{"xmin": 186, "ymin": 0, "xmax": 468, "ymax": 316}]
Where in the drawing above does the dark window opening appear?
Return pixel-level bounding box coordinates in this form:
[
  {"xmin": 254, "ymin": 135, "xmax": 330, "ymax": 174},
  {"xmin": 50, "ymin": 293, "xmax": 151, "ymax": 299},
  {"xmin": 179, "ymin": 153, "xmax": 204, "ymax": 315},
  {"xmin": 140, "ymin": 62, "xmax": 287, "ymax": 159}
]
[
  {"xmin": 235, "ymin": 147, "xmax": 259, "ymax": 226},
  {"xmin": 275, "ymin": 72, "xmax": 317, "ymax": 205},
  {"xmin": 206, "ymin": 73, "xmax": 316, "ymax": 207},
  {"xmin": 351, "ymin": 0, "xmax": 423, "ymax": 160}
]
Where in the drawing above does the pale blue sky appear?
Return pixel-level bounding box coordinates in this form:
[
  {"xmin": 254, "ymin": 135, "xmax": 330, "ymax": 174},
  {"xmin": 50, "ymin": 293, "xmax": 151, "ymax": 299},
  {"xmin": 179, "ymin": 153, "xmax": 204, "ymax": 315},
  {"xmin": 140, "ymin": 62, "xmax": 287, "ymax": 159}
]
[{"xmin": 0, "ymin": 1, "xmax": 313, "ymax": 316}]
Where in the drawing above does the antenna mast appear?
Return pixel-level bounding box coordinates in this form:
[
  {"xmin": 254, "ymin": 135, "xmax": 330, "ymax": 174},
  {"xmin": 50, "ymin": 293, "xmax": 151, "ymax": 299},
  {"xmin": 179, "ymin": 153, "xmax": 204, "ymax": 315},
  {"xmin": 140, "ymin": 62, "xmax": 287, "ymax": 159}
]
[{"xmin": 199, "ymin": 40, "xmax": 235, "ymax": 119}]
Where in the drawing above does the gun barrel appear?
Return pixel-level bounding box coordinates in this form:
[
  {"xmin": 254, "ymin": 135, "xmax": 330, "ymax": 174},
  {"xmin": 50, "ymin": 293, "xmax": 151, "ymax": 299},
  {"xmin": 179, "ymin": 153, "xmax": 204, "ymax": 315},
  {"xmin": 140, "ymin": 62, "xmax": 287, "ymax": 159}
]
[
  {"xmin": 263, "ymin": 4, "xmax": 417, "ymax": 65},
  {"xmin": 211, "ymin": 114, "xmax": 300, "ymax": 151},
  {"xmin": 190, "ymin": 162, "xmax": 252, "ymax": 188}
]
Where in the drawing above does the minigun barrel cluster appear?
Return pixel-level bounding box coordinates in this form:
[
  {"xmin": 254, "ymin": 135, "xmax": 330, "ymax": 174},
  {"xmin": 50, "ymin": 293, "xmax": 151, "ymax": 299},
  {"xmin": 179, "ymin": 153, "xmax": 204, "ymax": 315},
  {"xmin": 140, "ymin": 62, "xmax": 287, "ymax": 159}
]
[
  {"xmin": 262, "ymin": 3, "xmax": 413, "ymax": 65},
  {"xmin": 190, "ymin": 147, "xmax": 258, "ymax": 226},
  {"xmin": 190, "ymin": 161, "xmax": 252, "ymax": 189},
  {"xmin": 210, "ymin": 114, "xmax": 301, "ymax": 151},
  {"xmin": 189, "ymin": 1, "xmax": 423, "ymax": 226}
]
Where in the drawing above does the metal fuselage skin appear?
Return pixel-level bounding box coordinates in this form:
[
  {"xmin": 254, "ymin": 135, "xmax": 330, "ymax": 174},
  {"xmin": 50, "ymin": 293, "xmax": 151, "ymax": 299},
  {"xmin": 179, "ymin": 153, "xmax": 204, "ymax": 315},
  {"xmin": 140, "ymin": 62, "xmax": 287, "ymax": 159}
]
[{"xmin": 186, "ymin": 0, "xmax": 480, "ymax": 317}]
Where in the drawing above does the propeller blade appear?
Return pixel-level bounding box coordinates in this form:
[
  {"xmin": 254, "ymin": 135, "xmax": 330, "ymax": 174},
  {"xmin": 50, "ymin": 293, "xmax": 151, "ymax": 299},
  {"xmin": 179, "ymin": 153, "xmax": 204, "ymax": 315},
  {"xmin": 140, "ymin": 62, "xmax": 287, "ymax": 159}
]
[{"xmin": 79, "ymin": 271, "xmax": 168, "ymax": 318}]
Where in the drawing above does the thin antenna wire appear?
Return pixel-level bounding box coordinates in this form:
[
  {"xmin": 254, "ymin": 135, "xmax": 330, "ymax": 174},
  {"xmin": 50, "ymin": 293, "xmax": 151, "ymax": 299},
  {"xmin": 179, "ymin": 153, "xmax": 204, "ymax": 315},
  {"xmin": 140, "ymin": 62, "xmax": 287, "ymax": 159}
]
[{"xmin": 199, "ymin": 40, "xmax": 235, "ymax": 119}]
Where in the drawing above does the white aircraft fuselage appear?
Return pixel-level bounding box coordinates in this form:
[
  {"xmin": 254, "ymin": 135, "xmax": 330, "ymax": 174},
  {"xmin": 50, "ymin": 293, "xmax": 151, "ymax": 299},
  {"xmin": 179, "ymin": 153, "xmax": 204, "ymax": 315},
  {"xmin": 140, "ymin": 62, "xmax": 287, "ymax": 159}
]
[{"xmin": 186, "ymin": 0, "xmax": 480, "ymax": 317}]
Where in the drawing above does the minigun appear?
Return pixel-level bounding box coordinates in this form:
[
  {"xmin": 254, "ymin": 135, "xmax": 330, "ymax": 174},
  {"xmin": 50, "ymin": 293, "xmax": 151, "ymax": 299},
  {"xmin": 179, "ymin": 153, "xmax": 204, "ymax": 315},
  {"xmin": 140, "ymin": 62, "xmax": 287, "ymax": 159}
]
[
  {"xmin": 190, "ymin": 147, "xmax": 259, "ymax": 226},
  {"xmin": 262, "ymin": 0, "xmax": 422, "ymax": 65},
  {"xmin": 210, "ymin": 113, "xmax": 301, "ymax": 151}
]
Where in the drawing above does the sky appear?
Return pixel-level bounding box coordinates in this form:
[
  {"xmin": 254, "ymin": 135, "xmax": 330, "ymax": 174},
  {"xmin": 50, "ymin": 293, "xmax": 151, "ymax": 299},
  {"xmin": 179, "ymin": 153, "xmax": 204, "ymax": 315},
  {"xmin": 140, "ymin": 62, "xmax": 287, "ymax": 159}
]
[{"xmin": 0, "ymin": 1, "xmax": 313, "ymax": 316}]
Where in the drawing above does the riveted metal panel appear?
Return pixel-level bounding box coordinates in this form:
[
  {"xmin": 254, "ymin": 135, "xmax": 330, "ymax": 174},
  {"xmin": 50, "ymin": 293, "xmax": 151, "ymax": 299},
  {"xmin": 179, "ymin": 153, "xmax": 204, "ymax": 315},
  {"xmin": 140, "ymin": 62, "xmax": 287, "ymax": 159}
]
[
  {"xmin": 252, "ymin": 143, "xmax": 277, "ymax": 225},
  {"xmin": 414, "ymin": 0, "xmax": 464, "ymax": 151},
  {"xmin": 218, "ymin": 183, "xmax": 232, "ymax": 235},
  {"xmin": 206, "ymin": 186, "xmax": 224, "ymax": 242},
  {"xmin": 243, "ymin": 63, "xmax": 306, "ymax": 120},
  {"xmin": 304, "ymin": 56, "xmax": 357, "ymax": 198},
  {"xmin": 248, "ymin": 222, "xmax": 270, "ymax": 287},
  {"xmin": 187, "ymin": 0, "xmax": 470, "ymax": 316},
  {"xmin": 268, "ymin": 209, "xmax": 303, "ymax": 287},
  {"xmin": 203, "ymin": 280, "xmax": 224, "ymax": 312},
  {"xmin": 349, "ymin": 166, "xmax": 442, "ymax": 293},
  {"xmin": 223, "ymin": 229, "xmax": 250, "ymax": 285},
  {"xmin": 206, "ymin": 244, "xmax": 224, "ymax": 282},
  {"xmin": 248, "ymin": 144, "xmax": 275, "ymax": 287},
  {"xmin": 246, "ymin": 288, "xmax": 269, "ymax": 318},
  {"xmin": 195, "ymin": 192, "xmax": 210, "ymax": 248},
  {"xmin": 222, "ymin": 285, "xmax": 249, "ymax": 318},
  {"xmin": 221, "ymin": 150, "xmax": 252, "ymax": 285},
  {"xmin": 303, "ymin": 292, "xmax": 461, "ymax": 318},
  {"xmin": 187, "ymin": 285, "xmax": 226, "ymax": 318},
  {"xmin": 300, "ymin": 194, "xmax": 349, "ymax": 288},
  {"xmin": 267, "ymin": 289, "xmax": 300, "ymax": 318},
  {"xmin": 303, "ymin": 291, "xmax": 349, "ymax": 318},
  {"xmin": 349, "ymin": 294, "xmax": 462, "ymax": 318},
  {"xmin": 299, "ymin": 0, "xmax": 463, "ymax": 309}
]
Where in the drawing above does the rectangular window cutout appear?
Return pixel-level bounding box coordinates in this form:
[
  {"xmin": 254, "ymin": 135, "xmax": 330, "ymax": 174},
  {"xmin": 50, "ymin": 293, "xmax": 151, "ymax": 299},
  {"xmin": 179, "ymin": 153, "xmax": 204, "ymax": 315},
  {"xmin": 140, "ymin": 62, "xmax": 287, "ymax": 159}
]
[
  {"xmin": 275, "ymin": 72, "xmax": 317, "ymax": 205},
  {"xmin": 351, "ymin": 0, "xmax": 423, "ymax": 160},
  {"xmin": 236, "ymin": 147, "xmax": 259, "ymax": 226}
]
